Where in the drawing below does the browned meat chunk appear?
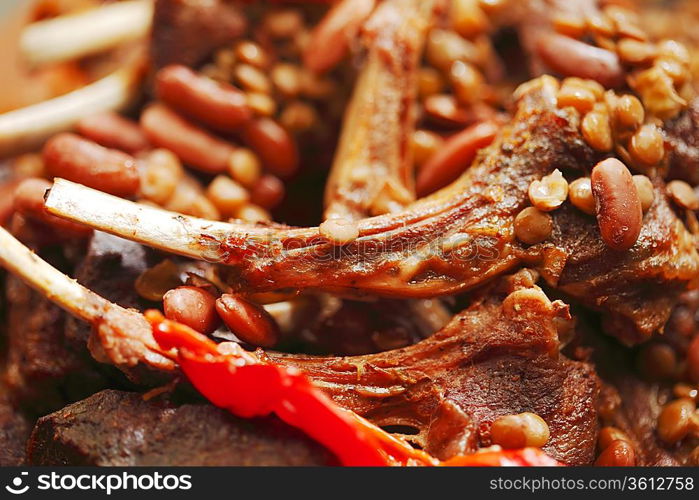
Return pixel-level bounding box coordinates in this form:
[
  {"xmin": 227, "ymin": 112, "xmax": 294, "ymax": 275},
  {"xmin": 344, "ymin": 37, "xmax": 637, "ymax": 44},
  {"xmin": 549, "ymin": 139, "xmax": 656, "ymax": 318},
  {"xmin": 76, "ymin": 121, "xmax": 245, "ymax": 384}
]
[
  {"xmin": 273, "ymin": 273, "xmax": 600, "ymax": 465},
  {"xmin": 0, "ymin": 388, "xmax": 30, "ymax": 465},
  {"xmin": 151, "ymin": 0, "xmax": 247, "ymax": 70},
  {"xmin": 4, "ymin": 275, "xmax": 106, "ymax": 414},
  {"xmin": 666, "ymin": 98, "xmax": 699, "ymax": 185},
  {"xmin": 65, "ymin": 231, "xmax": 153, "ymax": 345},
  {"xmin": 27, "ymin": 390, "xmax": 330, "ymax": 466}
]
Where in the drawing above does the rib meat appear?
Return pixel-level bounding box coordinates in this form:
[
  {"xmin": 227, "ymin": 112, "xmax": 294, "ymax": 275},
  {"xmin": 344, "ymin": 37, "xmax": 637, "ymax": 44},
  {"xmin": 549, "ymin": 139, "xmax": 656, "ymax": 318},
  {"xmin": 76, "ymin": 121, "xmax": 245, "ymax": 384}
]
[
  {"xmin": 270, "ymin": 271, "xmax": 600, "ymax": 465},
  {"xmin": 46, "ymin": 77, "xmax": 699, "ymax": 342}
]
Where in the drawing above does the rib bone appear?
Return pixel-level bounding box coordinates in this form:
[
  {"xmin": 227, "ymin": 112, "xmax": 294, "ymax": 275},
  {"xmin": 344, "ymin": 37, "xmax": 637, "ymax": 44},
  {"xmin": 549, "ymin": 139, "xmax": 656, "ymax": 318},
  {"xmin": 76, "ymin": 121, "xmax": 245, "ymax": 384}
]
[
  {"xmin": 324, "ymin": 0, "xmax": 438, "ymax": 219},
  {"xmin": 20, "ymin": 0, "xmax": 153, "ymax": 67},
  {"xmin": 0, "ymin": 59, "xmax": 145, "ymax": 158},
  {"xmin": 0, "ymin": 225, "xmax": 175, "ymax": 371}
]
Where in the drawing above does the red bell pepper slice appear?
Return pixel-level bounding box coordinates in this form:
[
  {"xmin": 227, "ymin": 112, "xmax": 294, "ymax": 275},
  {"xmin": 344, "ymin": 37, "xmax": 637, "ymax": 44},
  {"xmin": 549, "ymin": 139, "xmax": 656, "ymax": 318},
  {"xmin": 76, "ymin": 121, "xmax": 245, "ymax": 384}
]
[{"xmin": 146, "ymin": 310, "xmax": 560, "ymax": 467}]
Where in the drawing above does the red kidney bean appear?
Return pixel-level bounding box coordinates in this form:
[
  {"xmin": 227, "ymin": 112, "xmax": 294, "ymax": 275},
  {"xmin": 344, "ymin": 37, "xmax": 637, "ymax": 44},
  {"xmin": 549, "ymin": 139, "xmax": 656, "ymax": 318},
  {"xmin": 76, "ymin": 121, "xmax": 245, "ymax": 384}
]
[
  {"xmin": 303, "ymin": 0, "xmax": 376, "ymax": 74},
  {"xmin": 536, "ymin": 32, "xmax": 625, "ymax": 88},
  {"xmin": 216, "ymin": 294, "xmax": 280, "ymax": 348},
  {"xmin": 250, "ymin": 174, "xmax": 285, "ymax": 210},
  {"xmin": 76, "ymin": 112, "xmax": 150, "ymax": 155},
  {"xmin": 163, "ymin": 286, "xmax": 221, "ymax": 334},
  {"xmin": 242, "ymin": 118, "xmax": 299, "ymax": 179},
  {"xmin": 591, "ymin": 158, "xmax": 643, "ymax": 251},
  {"xmin": 141, "ymin": 104, "xmax": 236, "ymax": 174},
  {"xmin": 13, "ymin": 178, "xmax": 92, "ymax": 237},
  {"xmin": 416, "ymin": 120, "xmax": 499, "ymax": 196},
  {"xmin": 155, "ymin": 65, "xmax": 252, "ymax": 132},
  {"xmin": 43, "ymin": 133, "xmax": 140, "ymax": 198}
]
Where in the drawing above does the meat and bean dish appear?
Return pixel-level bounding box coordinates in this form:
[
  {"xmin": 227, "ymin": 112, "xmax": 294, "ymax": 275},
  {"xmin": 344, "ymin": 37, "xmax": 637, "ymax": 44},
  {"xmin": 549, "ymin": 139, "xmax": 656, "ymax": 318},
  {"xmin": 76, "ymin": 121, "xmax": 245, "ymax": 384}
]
[{"xmin": 1, "ymin": 0, "xmax": 699, "ymax": 466}]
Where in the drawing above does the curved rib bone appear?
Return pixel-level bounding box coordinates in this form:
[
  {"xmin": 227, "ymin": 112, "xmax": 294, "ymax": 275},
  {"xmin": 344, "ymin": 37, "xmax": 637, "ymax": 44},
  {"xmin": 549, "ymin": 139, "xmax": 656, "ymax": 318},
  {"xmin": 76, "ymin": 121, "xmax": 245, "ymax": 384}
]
[
  {"xmin": 324, "ymin": 0, "xmax": 438, "ymax": 220},
  {"xmin": 20, "ymin": 0, "xmax": 153, "ymax": 67},
  {"xmin": 45, "ymin": 77, "xmax": 699, "ymax": 342},
  {"xmin": 0, "ymin": 225, "xmax": 174, "ymax": 371},
  {"xmin": 0, "ymin": 59, "xmax": 145, "ymax": 157}
]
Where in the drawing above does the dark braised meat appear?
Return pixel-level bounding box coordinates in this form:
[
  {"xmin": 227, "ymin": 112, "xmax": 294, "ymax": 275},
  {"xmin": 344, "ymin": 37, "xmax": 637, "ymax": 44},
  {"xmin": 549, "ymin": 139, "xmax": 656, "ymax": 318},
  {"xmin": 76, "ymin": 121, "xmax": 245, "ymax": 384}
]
[
  {"xmin": 666, "ymin": 97, "xmax": 699, "ymax": 185},
  {"xmin": 65, "ymin": 231, "xmax": 154, "ymax": 345},
  {"xmin": 0, "ymin": 387, "xmax": 30, "ymax": 466},
  {"xmin": 151, "ymin": 0, "xmax": 247, "ymax": 70},
  {"xmin": 272, "ymin": 272, "xmax": 600, "ymax": 465},
  {"xmin": 27, "ymin": 390, "xmax": 330, "ymax": 466},
  {"xmin": 4, "ymin": 275, "xmax": 107, "ymax": 414}
]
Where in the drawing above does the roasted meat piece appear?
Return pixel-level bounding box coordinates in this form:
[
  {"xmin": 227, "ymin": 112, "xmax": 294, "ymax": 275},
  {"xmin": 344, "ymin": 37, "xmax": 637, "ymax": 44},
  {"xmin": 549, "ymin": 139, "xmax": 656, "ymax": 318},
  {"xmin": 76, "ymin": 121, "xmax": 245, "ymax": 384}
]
[
  {"xmin": 151, "ymin": 0, "xmax": 247, "ymax": 70},
  {"xmin": 272, "ymin": 272, "xmax": 600, "ymax": 465},
  {"xmin": 27, "ymin": 390, "xmax": 330, "ymax": 466},
  {"xmin": 0, "ymin": 387, "xmax": 30, "ymax": 466}
]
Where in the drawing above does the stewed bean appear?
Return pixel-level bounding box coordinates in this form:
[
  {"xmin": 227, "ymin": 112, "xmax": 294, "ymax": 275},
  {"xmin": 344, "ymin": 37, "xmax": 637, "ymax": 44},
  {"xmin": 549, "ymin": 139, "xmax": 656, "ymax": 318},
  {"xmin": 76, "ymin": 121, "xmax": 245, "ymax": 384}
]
[
  {"xmin": 246, "ymin": 92, "xmax": 277, "ymax": 117},
  {"xmin": 135, "ymin": 260, "xmax": 182, "ymax": 302},
  {"xmin": 43, "ymin": 133, "xmax": 140, "ymax": 198},
  {"xmin": 490, "ymin": 412, "xmax": 550, "ymax": 449},
  {"xmin": 632, "ymin": 175, "xmax": 655, "ymax": 212},
  {"xmin": 617, "ymin": 38, "xmax": 657, "ymax": 65},
  {"xmin": 412, "ymin": 130, "xmax": 444, "ymax": 168},
  {"xmin": 597, "ymin": 426, "xmax": 631, "ymax": 452},
  {"xmin": 206, "ymin": 176, "xmax": 249, "ymax": 217},
  {"xmin": 250, "ymin": 174, "xmax": 285, "ymax": 210},
  {"xmin": 666, "ymin": 180, "xmax": 699, "ymax": 210},
  {"xmin": 568, "ymin": 177, "xmax": 596, "ymax": 215},
  {"xmin": 163, "ymin": 286, "xmax": 221, "ymax": 334},
  {"xmin": 303, "ymin": 0, "xmax": 376, "ymax": 74},
  {"xmin": 234, "ymin": 64, "xmax": 272, "ymax": 94},
  {"xmin": 591, "ymin": 158, "xmax": 642, "ymax": 251},
  {"xmin": 637, "ymin": 343, "xmax": 676, "ymax": 380},
  {"xmin": 514, "ymin": 207, "xmax": 553, "ymax": 245},
  {"xmin": 227, "ymin": 148, "xmax": 262, "ymax": 188},
  {"xmin": 451, "ymin": 0, "xmax": 489, "ymax": 39},
  {"xmin": 235, "ymin": 204, "xmax": 272, "ymax": 223},
  {"xmin": 557, "ymin": 82, "xmax": 596, "ymax": 114},
  {"xmin": 280, "ymin": 101, "xmax": 317, "ymax": 131},
  {"xmin": 537, "ymin": 32, "xmax": 624, "ymax": 88},
  {"xmin": 235, "ymin": 40, "xmax": 269, "ymax": 69},
  {"xmin": 629, "ymin": 124, "xmax": 665, "ymax": 166},
  {"xmin": 614, "ymin": 94, "xmax": 644, "ymax": 130},
  {"xmin": 141, "ymin": 104, "xmax": 236, "ymax": 175},
  {"xmin": 418, "ymin": 67, "xmax": 444, "ymax": 98},
  {"xmin": 657, "ymin": 398, "xmax": 696, "ymax": 444},
  {"xmin": 528, "ymin": 169, "xmax": 569, "ymax": 211},
  {"xmin": 416, "ymin": 120, "xmax": 498, "ymax": 196},
  {"xmin": 595, "ymin": 440, "xmax": 636, "ymax": 466},
  {"xmin": 242, "ymin": 118, "xmax": 299, "ymax": 179},
  {"xmin": 140, "ymin": 149, "xmax": 184, "ymax": 205},
  {"xmin": 155, "ymin": 65, "xmax": 252, "ymax": 132},
  {"xmin": 216, "ymin": 294, "xmax": 280, "ymax": 347},
  {"xmin": 76, "ymin": 112, "xmax": 150, "ymax": 155},
  {"xmin": 582, "ymin": 109, "xmax": 613, "ymax": 152}
]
